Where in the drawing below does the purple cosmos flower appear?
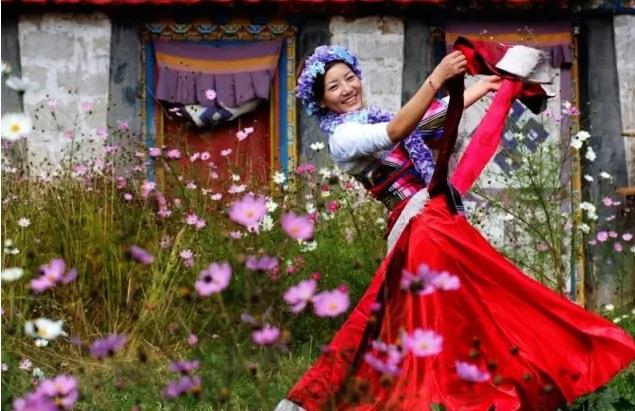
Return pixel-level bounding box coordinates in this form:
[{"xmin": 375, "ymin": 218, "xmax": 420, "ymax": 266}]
[
  {"xmin": 401, "ymin": 329, "xmax": 443, "ymax": 357},
  {"xmin": 312, "ymin": 288, "xmax": 350, "ymax": 317},
  {"xmin": 228, "ymin": 194, "xmax": 267, "ymax": 231},
  {"xmin": 14, "ymin": 374, "xmax": 79, "ymax": 411},
  {"xmin": 194, "ymin": 262, "xmax": 232, "ymax": 296},
  {"xmin": 169, "ymin": 360, "xmax": 200, "ymax": 375},
  {"xmin": 126, "ymin": 245, "xmax": 154, "ymax": 265},
  {"xmin": 283, "ymin": 279, "xmax": 317, "ymax": 313},
  {"xmin": 162, "ymin": 375, "xmax": 202, "ymax": 399},
  {"xmin": 30, "ymin": 258, "xmax": 77, "ymax": 293},
  {"xmin": 281, "ymin": 212, "xmax": 314, "ymax": 241},
  {"xmin": 455, "ymin": 361, "xmax": 490, "ymax": 382},
  {"xmin": 245, "ymin": 255, "xmax": 279, "ymax": 272},
  {"xmin": 251, "ymin": 325, "xmax": 280, "ymax": 346},
  {"xmin": 89, "ymin": 334, "xmax": 127, "ymax": 359}
]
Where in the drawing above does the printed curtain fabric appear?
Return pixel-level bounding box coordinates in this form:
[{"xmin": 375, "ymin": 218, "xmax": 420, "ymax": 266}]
[{"xmin": 153, "ymin": 39, "xmax": 283, "ymax": 109}]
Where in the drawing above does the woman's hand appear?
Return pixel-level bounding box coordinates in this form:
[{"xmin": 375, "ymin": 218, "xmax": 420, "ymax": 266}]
[
  {"xmin": 478, "ymin": 75, "xmax": 503, "ymax": 92},
  {"xmin": 430, "ymin": 51, "xmax": 468, "ymax": 88}
]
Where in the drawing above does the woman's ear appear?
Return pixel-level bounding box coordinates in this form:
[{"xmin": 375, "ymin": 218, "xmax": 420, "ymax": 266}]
[{"xmin": 318, "ymin": 100, "xmax": 326, "ymax": 109}]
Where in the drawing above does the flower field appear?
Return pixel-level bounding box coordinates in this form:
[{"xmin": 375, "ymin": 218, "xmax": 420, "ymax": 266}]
[{"xmin": 1, "ymin": 101, "xmax": 634, "ymax": 410}]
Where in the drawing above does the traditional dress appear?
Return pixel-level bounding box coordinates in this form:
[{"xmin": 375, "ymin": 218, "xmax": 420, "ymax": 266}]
[{"xmin": 279, "ymin": 40, "xmax": 635, "ymax": 411}]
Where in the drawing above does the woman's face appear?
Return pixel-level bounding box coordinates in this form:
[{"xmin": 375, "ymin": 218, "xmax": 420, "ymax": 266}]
[{"xmin": 320, "ymin": 62, "xmax": 363, "ymax": 114}]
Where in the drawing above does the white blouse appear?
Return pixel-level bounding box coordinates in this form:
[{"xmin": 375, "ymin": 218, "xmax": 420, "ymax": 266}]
[{"xmin": 328, "ymin": 121, "xmax": 394, "ymax": 174}]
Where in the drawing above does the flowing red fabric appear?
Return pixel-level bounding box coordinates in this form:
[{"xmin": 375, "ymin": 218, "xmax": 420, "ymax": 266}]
[{"xmin": 285, "ymin": 38, "xmax": 635, "ymax": 410}]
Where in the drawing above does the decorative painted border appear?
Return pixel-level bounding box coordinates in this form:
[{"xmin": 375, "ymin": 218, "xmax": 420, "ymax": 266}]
[{"xmin": 140, "ymin": 21, "xmax": 298, "ymax": 178}]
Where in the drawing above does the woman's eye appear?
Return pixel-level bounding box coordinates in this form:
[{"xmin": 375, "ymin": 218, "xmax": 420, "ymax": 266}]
[
  {"xmin": 328, "ymin": 85, "xmax": 338, "ymax": 91},
  {"xmin": 346, "ymin": 76, "xmax": 355, "ymax": 81}
]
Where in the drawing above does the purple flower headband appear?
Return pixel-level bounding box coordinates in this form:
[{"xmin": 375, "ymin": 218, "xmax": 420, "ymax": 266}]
[{"xmin": 296, "ymin": 45, "xmax": 362, "ymax": 117}]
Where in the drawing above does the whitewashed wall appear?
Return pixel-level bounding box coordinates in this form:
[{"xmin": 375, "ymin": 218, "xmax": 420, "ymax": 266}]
[
  {"xmin": 329, "ymin": 16, "xmax": 404, "ymax": 112},
  {"xmin": 18, "ymin": 13, "xmax": 111, "ymax": 170}
]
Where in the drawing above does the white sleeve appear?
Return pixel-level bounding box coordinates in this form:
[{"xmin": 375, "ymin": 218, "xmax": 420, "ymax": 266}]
[{"xmin": 329, "ymin": 122, "xmax": 393, "ymax": 163}]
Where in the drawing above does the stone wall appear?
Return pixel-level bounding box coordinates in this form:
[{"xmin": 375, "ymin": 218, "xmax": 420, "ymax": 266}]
[
  {"xmin": 614, "ymin": 14, "xmax": 635, "ymax": 186},
  {"xmin": 18, "ymin": 13, "xmax": 111, "ymax": 171},
  {"xmin": 329, "ymin": 16, "xmax": 404, "ymax": 112}
]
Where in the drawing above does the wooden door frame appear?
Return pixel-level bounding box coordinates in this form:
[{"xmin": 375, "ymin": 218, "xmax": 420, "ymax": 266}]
[{"xmin": 141, "ymin": 19, "xmax": 298, "ymax": 183}]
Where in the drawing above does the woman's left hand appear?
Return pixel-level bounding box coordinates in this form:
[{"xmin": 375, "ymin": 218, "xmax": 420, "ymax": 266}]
[{"xmin": 479, "ymin": 75, "xmax": 503, "ymax": 92}]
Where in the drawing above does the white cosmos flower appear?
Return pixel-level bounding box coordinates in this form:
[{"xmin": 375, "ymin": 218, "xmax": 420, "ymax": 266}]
[
  {"xmin": 5, "ymin": 76, "xmax": 39, "ymax": 92},
  {"xmin": 299, "ymin": 240, "xmax": 318, "ymax": 253},
  {"xmin": 575, "ymin": 130, "xmax": 591, "ymax": 142},
  {"xmin": 583, "ymin": 175, "xmax": 593, "ymax": 182},
  {"xmin": 17, "ymin": 218, "xmax": 30, "ymax": 228},
  {"xmin": 231, "ymin": 174, "xmax": 241, "ymax": 182},
  {"xmin": 273, "ymin": 172, "xmax": 286, "ymax": 185},
  {"xmin": 24, "ymin": 318, "xmax": 67, "ymax": 340},
  {"xmin": 1, "ymin": 267, "xmax": 24, "ymax": 282},
  {"xmin": 599, "ymin": 171, "xmax": 612, "ymax": 180},
  {"xmin": 604, "ymin": 304, "xmax": 615, "ymax": 311},
  {"xmin": 319, "ymin": 168, "xmax": 332, "ymax": 179},
  {"xmin": 585, "ymin": 147, "xmax": 596, "ymax": 161},
  {"xmin": 306, "ymin": 203, "xmax": 317, "ymax": 213},
  {"xmin": 1, "ymin": 113, "xmax": 32, "ymax": 141},
  {"xmin": 310, "ymin": 141, "xmax": 325, "ymax": 151},
  {"xmin": 34, "ymin": 339, "xmax": 49, "ymax": 347},
  {"xmin": 570, "ymin": 136, "xmax": 583, "ymax": 150},
  {"xmin": 265, "ymin": 200, "xmax": 278, "ymax": 213},
  {"xmin": 260, "ymin": 214, "xmax": 274, "ymax": 231}
]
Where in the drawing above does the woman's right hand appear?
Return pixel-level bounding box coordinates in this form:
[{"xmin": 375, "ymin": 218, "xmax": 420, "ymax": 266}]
[{"xmin": 430, "ymin": 51, "xmax": 468, "ymax": 87}]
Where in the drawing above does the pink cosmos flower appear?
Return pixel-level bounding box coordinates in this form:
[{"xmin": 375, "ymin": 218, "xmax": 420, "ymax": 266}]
[
  {"xmin": 326, "ymin": 200, "xmax": 340, "ymax": 213},
  {"xmin": 236, "ymin": 130, "xmax": 248, "ymax": 141},
  {"xmin": 228, "ymin": 194, "xmax": 267, "ymax": 230},
  {"xmin": 429, "ymin": 271, "xmax": 460, "ymax": 291},
  {"xmin": 194, "ymin": 219, "xmax": 206, "ymax": 230},
  {"xmin": 229, "ymin": 231, "xmax": 242, "ymax": 239},
  {"xmin": 169, "ymin": 360, "xmax": 200, "ymax": 375},
  {"xmin": 200, "ymin": 152, "xmax": 211, "ymax": 161},
  {"xmin": 596, "ymin": 231, "xmax": 609, "ymax": 242},
  {"xmin": 96, "ymin": 128, "xmax": 109, "ymax": 139},
  {"xmin": 14, "ymin": 374, "xmax": 79, "ymax": 410},
  {"xmin": 244, "ymin": 126, "xmax": 254, "ymax": 134},
  {"xmin": 283, "ymin": 279, "xmax": 317, "ymax": 313},
  {"xmin": 614, "ymin": 242, "xmax": 623, "ymax": 252},
  {"xmin": 205, "ymin": 89, "xmax": 216, "ymax": 100},
  {"xmin": 186, "ymin": 213, "xmax": 199, "ymax": 226},
  {"xmin": 401, "ymin": 329, "xmax": 443, "ymax": 357},
  {"xmin": 140, "ymin": 180, "xmax": 156, "ymax": 198},
  {"xmin": 117, "ymin": 120, "xmax": 129, "ymax": 130},
  {"xmin": 295, "ymin": 163, "xmax": 316, "ymax": 174},
  {"xmin": 602, "ymin": 197, "xmax": 613, "ymax": 207},
  {"xmin": 189, "ymin": 152, "xmax": 200, "ymax": 162},
  {"xmin": 363, "ymin": 340, "xmax": 403, "ymax": 376},
  {"xmin": 245, "ymin": 255, "xmax": 279, "ymax": 272},
  {"xmin": 80, "ymin": 101, "xmax": 93, "ymax": 112},
  {"xmin": 126, "ymin": 245, "xmax": 153, "ymax": 265},
  {"xmin": 30, "ymin": 258, "xmax": 77, "ymax": 293},
  {"xmin": 123, "ymin": 193, "xmax": 133, "ymax": 201},
  {"xmin": 220, "ymin": 148, "xmax": 232, "ymax": 157},
  {"xmin": 187, "ymin": 333, "xmax": 199, "ymax": 347},
  {"xmin": 251, "ymin": 325, "xmax": 280, "ymax": 345},
  {"xmin": 162, "ymin": 375, "xmax": 201, "ymax": 399},
  {"xmin": 312, "ymin": 289, "xmax": 350, "ymax": 317},
  {"xmin": 609, "ymin": 231, "xmax": 618, "ymax": 238},
  {"xmin": 588, "ymin": 239, "xmax": 598, "ymax": 246},
  {"xmin": 166, "ymin": 148, "xmax": 181, "ymax": 159},
  {"xmin": 180, "ymin": 249, "xmax": 193, "ymax": 260},
  {"xmin": 623, "ymin": 233, "xmax": 633, "ymax": 242},
  {"xmin": 455, "ymin": 361, "xmax": 490, "ymax": 382},
  {"xmin": 194, "ymin": 262, "xmax": 232, "ymax": 296},
  {"xmin": 148, "ymin": 147, "xmax": 162, "ymax": 158},
  {"xmin": 211, "ymin": 193, "xmax": 222, "ymax": 201},
  {"xmin": 228, "ymin": 184, "xmax": 247, "ymax": 194},
  {"xmin": 281, "ymin": 212, "xmax": 314, "ymax": 241},
  {"xmin": 90, "ymin": 334, "xmax": 127, "ymax": 359}
]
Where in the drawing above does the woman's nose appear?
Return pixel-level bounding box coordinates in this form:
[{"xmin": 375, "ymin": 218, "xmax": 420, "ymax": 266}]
[{"xmin": 341, "ymin": 81, "xmax": 352, "ymax": 94}]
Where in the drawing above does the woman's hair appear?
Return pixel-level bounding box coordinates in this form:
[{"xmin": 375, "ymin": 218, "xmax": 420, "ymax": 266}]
[{"xmin": 311, "ymin": 60, "xmax": 355, "ymax": 104}]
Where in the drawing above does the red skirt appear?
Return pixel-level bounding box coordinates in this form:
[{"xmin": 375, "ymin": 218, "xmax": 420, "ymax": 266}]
[{"xmin": 287, "ymin": 195, "xmax": 635, "ymax": 411}]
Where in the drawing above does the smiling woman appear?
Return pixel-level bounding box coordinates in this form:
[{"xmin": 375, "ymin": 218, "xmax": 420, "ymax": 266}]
[{"xmin": 316, "ymin": 62, "xmax": 363, "ymax": 114}]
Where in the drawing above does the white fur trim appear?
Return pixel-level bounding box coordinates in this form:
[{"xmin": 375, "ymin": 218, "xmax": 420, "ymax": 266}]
[
  {"xmin": 274, "ymin": 399, "xmax": 307, "ymax": 411},
  {"xmin": 386, "ymin": 189, "xmax": 430, "ymax": 255},
  {"xmin": 495, "ymin": 45, "xmax": 551, "ymax": 84}
]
